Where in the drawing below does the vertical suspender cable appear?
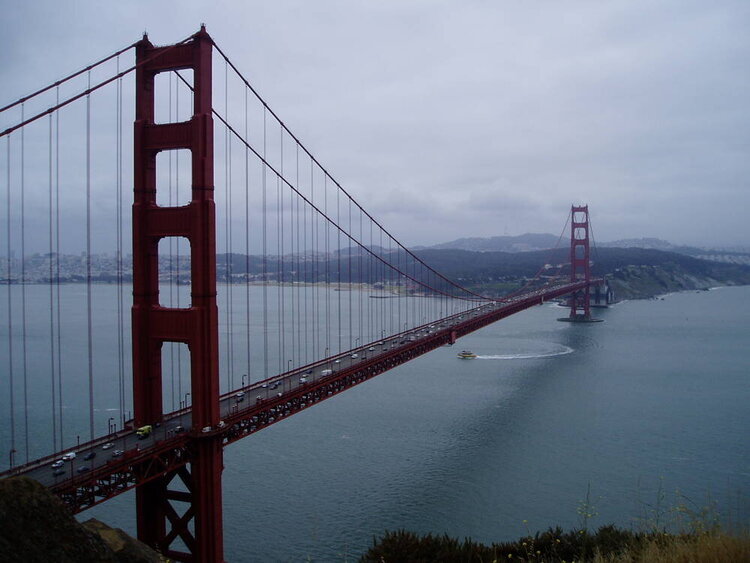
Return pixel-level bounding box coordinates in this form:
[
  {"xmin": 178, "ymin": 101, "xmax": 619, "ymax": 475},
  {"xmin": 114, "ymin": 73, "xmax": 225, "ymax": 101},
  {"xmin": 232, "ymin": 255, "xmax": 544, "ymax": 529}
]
[
  {"xmin": 20, "ymin": 105, "xmax": 29, "ymax": 463},
  {"xmin": 311, "ymin": 162, "xmax": 316, "ymax": 360},
  {"xmin": 175, "ymin": 83, "xmax": 182, "ymax": 404},
  {"xmin": 303, "ymin": 157, "xmax": 308, "ymax": 365},
  {"xmin": 388, "ymin": 235, "xmax": 392, "ymax": 335},
  {"xmin": 279, "ymin": 125, "xmax": 284, "ymax": 373},
  {"xmin": 397, "ymin": 239, "xmax": 401, "ymax": 332},
  {"xmin": 116, "ymin": 61, "xmax": 125, "ymax": 426},
  {"xmin": 48, "ymin": 114, "xmax": 57, "ymax": 452},
  {"xmin": 55, "ymin": 87, "xmax": 63, "ymax": 445},
  {"xmin": 296, "ymin": 144, "xmax": 301, "ymax": 367},
  {"xmin": 324, "ymin": 175, "xmax": 330, "ymax": 357},
  {"xmin": 367, "ymin": 218, "xmax": 371, "ymax": 342},
  {"xmin": 346, "ymin": 198, "xmax": 354, "ymax": 350},
  {"xmin": 289, "ymin": 143, "xmax": 295, "ymax": 369},
  {"xmin": 244, "ymin": 87, "xmax": 251, "ymax": 385},
  {"xmin": 86, "ymin": 71, "xmax": 95, "ymax": 441},
  {"xmin": 276, "ymin": 172, "xmax": 282, "ymax": 374},
  {"xmin": 262, "ymin": 107, "xmax": 268, "ymax": 379},
  {"xmin": 168, "ymin": 73, "xmax": 175, "ymax": 411},
  {"xmin": 337, "ymin": 185, "xmax": 341, "ymax": 355},
  {"xmin": 225, "ymin": 60, "xmax": 234, "ymax": 391},
  {"xmin": 5, "ymin": 136, "xmax": 15, "ymax": 467},
  {"xmin": 229, "ymin": 64, "xmax": 236, "ymax": 389},
  {"xmin": 358, "ymin": 207, "xmax": 362, "ymax": 345}
]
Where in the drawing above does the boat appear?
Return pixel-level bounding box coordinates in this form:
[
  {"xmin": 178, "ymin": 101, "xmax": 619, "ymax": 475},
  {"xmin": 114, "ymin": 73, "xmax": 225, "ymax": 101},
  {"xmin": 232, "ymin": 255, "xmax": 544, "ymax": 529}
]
[{"xmin": 457, "ymin": 350, "xmax": 477, "ymax": 359}]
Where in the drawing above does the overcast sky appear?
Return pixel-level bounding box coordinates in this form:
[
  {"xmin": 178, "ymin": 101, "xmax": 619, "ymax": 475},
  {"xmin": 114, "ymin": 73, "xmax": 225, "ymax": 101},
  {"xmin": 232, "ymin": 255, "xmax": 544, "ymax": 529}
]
[{"xmin": 2, "ymin": 0, "xmax": 749, "ymax": 249}]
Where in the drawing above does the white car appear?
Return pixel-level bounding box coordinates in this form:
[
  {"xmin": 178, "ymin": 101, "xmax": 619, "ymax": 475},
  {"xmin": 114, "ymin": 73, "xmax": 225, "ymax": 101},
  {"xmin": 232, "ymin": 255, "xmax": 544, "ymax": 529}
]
[
  {"xmin": 350, "ymin": 353, "xmax": 358, "ymax": 359},
  {"xmin": 102, "ymin": 442, "xmax": 114, "ymax": 450},
  {"xmin": 51, "ymin": 460, "xmax": 64, "ymax": 468},
  {"xmin": 62, "ymin": 452, "xmax": 77, "ymax": 461}
]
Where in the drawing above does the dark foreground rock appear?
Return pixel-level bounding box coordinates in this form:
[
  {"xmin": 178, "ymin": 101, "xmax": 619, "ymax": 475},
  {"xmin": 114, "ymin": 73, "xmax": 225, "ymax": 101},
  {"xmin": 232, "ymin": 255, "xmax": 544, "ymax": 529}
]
[{"xmin": 0, "ymin": 476, "xmax": 162, "ymax": 563}]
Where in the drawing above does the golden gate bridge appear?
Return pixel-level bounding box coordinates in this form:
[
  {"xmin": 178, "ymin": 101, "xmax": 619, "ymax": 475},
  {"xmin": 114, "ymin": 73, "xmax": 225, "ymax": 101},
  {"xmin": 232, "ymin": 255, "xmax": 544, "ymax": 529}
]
[{"xmin": 0, "ymin": 27, "xmax": 601, "ymax": 562}]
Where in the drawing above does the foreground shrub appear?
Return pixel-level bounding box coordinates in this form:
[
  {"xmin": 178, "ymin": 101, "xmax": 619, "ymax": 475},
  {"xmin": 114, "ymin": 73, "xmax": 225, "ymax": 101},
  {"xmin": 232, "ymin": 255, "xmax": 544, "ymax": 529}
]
[{"xmin": 360, "ymin": 526, "xmax": 750, "ymax": 562}]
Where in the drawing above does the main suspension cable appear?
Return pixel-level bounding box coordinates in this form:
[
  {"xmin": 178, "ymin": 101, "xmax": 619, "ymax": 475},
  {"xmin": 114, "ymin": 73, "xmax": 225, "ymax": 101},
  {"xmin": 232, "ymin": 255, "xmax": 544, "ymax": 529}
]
[
  {"xmin": 1, "ymin": 34, "xmax": 195, "ymax": 139},
  {"xmin": 0, "ymin": 42, "xmax": 136, "ymax": 114}
]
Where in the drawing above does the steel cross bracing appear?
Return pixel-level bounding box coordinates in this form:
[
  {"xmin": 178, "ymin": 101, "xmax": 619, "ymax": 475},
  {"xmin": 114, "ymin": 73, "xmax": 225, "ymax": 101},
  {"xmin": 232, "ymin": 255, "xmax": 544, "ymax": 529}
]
[{"xmin": 0, "ymin": 277, "xmax": 599, "ymax": 511}]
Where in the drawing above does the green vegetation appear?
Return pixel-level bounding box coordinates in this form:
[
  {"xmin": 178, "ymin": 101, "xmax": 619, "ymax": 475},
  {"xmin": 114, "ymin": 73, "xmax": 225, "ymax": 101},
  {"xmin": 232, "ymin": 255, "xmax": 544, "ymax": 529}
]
[
  {"xmin": 361, "ymin": 484, "xmax": 749, "ymax": 562},
  {"xmin": 360, "ymin": 526, "xmax": 750, "ymax": 562}
]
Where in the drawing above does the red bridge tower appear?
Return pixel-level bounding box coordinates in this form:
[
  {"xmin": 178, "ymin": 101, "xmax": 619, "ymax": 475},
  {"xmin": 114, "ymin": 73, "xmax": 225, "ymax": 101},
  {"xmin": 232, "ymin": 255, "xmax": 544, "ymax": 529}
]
[
  {"xmin": 132, "ymin": 27, "xmax": 223, "ymax": 562},
  {"xmin": 563, "ymin": 205, "xmax": 601, "ymax": 322}
]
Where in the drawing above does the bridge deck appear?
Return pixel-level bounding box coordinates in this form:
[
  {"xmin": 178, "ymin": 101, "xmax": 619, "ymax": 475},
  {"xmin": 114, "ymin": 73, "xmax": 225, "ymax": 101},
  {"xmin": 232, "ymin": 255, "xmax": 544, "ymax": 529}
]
[{"xmin": 1, "ymin": 280, "xmax": 597, "ymax": 512}]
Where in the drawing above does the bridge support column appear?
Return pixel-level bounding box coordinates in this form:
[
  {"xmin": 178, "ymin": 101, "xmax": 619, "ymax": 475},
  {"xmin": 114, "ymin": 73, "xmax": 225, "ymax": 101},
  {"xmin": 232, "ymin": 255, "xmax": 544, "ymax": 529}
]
[
  {"xmin": 132, "ymin": 26, "xmax": 224, "ymax": 562},
  {"xmin": 559, "ymin": 205, "xmax": 602, "ymax": 323}
]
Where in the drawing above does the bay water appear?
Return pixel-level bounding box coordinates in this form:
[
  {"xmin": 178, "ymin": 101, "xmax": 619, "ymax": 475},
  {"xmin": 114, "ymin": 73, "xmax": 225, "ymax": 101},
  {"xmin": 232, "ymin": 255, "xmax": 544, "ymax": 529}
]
[{"xmin": 2, "ymin": 284, "xmax": 749, "ymax": 560}]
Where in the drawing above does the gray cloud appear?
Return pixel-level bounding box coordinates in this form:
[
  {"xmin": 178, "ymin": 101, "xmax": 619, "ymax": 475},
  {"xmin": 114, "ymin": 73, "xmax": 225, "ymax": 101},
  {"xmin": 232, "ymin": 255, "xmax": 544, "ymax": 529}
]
[{"xmin": 1, "ymin": 0, "xmax": 748, "ymax": 251}]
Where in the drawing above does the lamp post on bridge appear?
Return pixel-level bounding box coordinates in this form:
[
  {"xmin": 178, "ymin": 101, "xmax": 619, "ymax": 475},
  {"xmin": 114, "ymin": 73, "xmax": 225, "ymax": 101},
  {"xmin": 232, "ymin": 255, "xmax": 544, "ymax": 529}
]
[
  {"xmin": 108, "ymin": 417, "xmax": 114, "ymax": 436},
  {"xmin": 9, "ymin": 448, "xmax": 16, "ymax": 470},
  {"xmin": 242, "ymin": 374, "xmax": 247, "ymax": 388},
  {"xmin": 184, "ymin": 392, "xmax": 191, "ymax": 408}
]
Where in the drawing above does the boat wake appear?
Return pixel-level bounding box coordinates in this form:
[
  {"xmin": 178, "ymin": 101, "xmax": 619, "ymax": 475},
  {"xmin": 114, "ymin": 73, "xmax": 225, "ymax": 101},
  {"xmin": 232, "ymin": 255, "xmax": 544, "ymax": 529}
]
[{"xmin": 477, "ymin": 346, "xmax": 574, "ymax": 360}]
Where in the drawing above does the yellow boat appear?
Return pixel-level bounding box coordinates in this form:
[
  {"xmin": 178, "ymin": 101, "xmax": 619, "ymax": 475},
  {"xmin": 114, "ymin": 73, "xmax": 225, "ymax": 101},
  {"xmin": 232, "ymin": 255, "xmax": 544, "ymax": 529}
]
[{"xmin": 457, "ymin": 350, "xmax": 477, "ymax": 359}]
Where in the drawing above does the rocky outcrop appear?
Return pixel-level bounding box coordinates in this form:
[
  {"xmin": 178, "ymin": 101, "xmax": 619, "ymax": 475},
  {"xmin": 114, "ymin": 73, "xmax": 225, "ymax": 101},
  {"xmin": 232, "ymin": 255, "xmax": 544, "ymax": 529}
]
[
  {"xmin": 82, "ymin": 518, "xmax": 164, "ymax": 563},
  {"xmin": 0, "ymin": 476, "xmax": 162, "ymax": 563}
]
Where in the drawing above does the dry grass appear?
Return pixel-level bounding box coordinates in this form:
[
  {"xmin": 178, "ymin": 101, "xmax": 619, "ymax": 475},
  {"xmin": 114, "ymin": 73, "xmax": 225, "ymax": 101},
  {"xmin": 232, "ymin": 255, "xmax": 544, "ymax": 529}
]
[{"xmin": 593, "ymin": 531, "xmax": 750, "ymax": 563}]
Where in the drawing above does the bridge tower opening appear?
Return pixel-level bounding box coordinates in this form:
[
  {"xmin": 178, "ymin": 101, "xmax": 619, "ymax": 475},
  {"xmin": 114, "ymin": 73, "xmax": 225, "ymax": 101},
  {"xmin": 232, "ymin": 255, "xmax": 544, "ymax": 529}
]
[{"xmin": 132, "ymin": 26, "xmax": 223, "ymax": 562}]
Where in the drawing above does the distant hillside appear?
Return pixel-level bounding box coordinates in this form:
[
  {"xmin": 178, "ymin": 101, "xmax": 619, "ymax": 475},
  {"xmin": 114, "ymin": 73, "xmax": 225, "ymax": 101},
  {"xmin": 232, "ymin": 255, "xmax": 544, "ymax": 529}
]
[
  {"xmin": 601, "ymin": 238, "xmax": 750, "ymax": 266},
  {"xmin": 412, "ymin": 247, "xmax": 750, "ymax": 300},
  {"xmin": 601, "ymin": 237, "xmax": 676, "ymax": 251},
  {"xmin": 424, "ymin": 233, "xmax": 560, "ymax": 252},
  {"xmin": 421, "ymin": 233, "xmax": 750, "ymax": 266}
]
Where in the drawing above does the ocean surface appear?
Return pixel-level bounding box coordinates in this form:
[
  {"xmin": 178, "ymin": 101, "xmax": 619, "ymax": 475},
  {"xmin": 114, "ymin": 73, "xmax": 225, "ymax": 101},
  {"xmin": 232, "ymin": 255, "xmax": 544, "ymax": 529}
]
[{"xmin": 3, "ymin": 284, "xmax": 749, "ymax": 560}]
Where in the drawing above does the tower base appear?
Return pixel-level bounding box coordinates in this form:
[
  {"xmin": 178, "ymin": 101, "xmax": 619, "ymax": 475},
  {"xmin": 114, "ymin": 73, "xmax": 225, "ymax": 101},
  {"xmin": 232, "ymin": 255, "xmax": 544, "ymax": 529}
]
[{"xmin": 557, "ymin": 315, "xmax": 604, "ymax": 323}]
